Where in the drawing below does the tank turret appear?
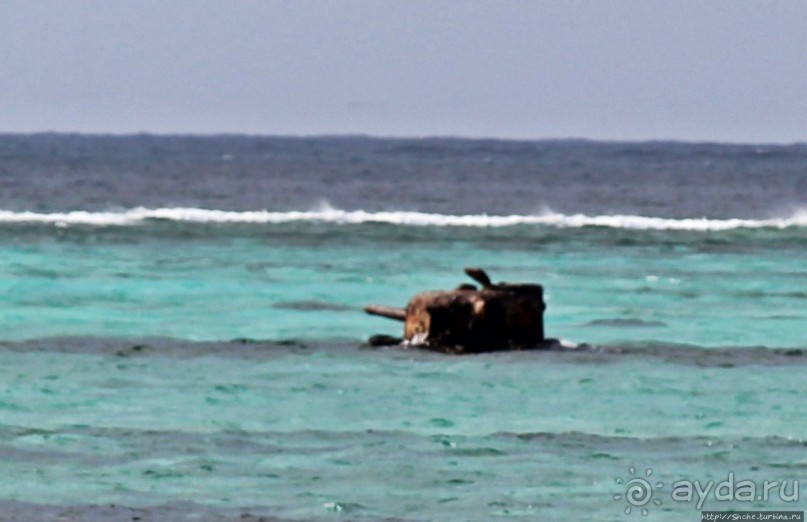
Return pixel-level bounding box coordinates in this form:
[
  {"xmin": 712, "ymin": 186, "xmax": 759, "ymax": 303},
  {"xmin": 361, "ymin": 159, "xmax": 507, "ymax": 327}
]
[{"xmin": 365, "ymin": 268, "xmax": 548, "ymax": 353}]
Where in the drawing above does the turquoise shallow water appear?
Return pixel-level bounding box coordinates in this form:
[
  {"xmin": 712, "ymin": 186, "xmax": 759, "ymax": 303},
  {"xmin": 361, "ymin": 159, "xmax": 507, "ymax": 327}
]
[
  {"xmin": 0, "ymin": 345, "xmax": 804, "ymax": 520},
  {"xmin": 2, "ymin": 222, "xmax": 804, "ymax": 347},
  {"xmin": 0, "ymin": 220, "xmax": 805, "ymax": 520}
]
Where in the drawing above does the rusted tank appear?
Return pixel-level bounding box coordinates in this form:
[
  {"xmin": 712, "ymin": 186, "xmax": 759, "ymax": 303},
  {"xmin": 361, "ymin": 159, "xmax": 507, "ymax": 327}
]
[{"xmin": 364, "ymin": 268, "xmax": 548, "ymax": 353}]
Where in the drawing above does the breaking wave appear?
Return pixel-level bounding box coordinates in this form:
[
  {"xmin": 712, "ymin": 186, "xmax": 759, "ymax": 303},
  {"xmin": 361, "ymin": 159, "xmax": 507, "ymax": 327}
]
[{"xmin": 0, "ymin": 206, "xmax": 805, "ymax": 231}]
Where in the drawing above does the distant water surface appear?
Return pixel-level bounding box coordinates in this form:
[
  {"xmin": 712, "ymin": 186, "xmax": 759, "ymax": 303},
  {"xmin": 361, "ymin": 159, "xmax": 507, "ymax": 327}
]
[{"xmin": 0, "ymin": 135, "xmax": 804, "ymax": 520}]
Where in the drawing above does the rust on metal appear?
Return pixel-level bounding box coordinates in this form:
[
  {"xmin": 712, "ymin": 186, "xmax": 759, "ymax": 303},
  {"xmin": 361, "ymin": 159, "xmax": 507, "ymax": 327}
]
[{"xmin": 365, "ymin": 267, "xmax": 547, "ymax": 353}]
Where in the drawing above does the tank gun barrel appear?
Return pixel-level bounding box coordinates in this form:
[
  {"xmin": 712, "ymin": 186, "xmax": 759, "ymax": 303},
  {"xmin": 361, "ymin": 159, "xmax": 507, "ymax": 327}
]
[{"xmin": 364, "ymin": 304, "xmax": 407, "ymax": 322}]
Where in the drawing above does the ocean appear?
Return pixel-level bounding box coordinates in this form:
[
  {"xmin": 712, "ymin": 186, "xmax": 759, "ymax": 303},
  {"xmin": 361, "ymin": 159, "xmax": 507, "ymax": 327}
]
[{"xmin": 0, "ymin": 134, "xmax": 804, "ymax": 520}]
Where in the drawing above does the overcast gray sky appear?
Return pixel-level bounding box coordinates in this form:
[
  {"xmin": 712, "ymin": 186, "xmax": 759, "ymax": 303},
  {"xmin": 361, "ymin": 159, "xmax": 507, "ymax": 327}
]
[{"xmin": 2, "ymin": 0, "xmax": 806, "ymax": 143}]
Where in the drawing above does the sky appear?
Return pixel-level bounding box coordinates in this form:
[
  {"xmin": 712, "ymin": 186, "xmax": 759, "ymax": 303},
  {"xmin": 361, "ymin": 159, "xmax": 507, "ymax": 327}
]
[{"xmin": 1, "ymin": 0, "xmax": 806, "ymax": 143}]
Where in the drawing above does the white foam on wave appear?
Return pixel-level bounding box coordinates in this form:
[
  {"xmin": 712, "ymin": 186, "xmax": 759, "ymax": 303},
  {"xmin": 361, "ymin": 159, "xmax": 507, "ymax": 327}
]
[{"xmin": 0, "ymin": 206, "xmax": 804, "ymax": 231}]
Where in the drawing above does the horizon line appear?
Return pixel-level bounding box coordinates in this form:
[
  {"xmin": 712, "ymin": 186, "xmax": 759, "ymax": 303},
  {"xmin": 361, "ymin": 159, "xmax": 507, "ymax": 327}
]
[{"xmin": 0, "ymin": 130, "xmax": 805, "ymax": 148}]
